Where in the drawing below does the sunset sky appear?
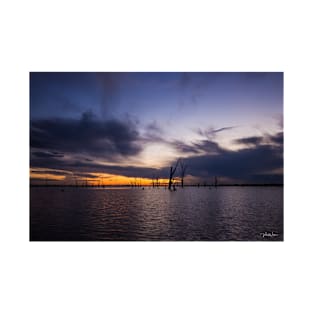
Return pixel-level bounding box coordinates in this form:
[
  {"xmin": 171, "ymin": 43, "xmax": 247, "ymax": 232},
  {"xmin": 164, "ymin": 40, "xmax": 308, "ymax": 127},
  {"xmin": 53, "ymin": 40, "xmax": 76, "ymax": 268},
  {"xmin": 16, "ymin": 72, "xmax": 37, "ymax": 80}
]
[{"xmin": 30, "ymin": 72, "xmax": 283, "ymax": 185}]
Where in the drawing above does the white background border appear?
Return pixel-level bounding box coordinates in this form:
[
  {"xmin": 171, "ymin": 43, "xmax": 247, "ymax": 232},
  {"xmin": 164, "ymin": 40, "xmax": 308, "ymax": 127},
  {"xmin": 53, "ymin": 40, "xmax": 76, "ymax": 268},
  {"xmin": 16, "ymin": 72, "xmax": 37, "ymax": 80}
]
[{"xmin": 1, "ymin": 1, "xmax": 312, "ymax": 312}]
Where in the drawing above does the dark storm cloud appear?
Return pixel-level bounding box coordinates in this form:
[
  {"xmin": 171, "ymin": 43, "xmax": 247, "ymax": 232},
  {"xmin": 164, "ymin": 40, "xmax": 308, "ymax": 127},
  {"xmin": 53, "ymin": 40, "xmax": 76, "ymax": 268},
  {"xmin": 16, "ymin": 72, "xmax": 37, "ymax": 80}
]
[
  {"xmin": 32, "ymin": 151, "xmax": 64, "ymax": 158},
  {"xmin": 234, "ymin": 136, "xmax": 263, "ymax": 146},
  {"xmin": 193, "ymin": 140, "xmax": 226, "ymax": 154},
  {"xmin": 30, "ymin": 111, "xmax": 142, "ymax": 160},
  {"xmin": 183, "ymin": 143, "xmax": 283, "ymax": 183},
  {"xmin": 234, "ymin": 132, "xmax": 284, "ymax": 147}
]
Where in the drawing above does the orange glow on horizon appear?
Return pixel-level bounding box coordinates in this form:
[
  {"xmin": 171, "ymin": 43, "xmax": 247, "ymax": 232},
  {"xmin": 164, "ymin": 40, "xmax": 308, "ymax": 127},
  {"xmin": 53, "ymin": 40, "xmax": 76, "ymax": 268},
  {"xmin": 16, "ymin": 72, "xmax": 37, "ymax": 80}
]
[
  {"xmin": 30, "ymin": 168, "xmax": 169, "ymax": 186},
  {"xmin": 79, "ymin": 173, "xmax": 169, "ymax": 186}
]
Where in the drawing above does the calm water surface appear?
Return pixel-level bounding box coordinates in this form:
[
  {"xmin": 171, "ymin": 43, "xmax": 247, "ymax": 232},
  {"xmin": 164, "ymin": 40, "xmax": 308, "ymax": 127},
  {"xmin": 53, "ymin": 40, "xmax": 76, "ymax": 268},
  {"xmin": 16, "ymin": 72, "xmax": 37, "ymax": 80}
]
[{"xmin": 30, "ymin": 186, "xmax": 283, "ymax": 241}]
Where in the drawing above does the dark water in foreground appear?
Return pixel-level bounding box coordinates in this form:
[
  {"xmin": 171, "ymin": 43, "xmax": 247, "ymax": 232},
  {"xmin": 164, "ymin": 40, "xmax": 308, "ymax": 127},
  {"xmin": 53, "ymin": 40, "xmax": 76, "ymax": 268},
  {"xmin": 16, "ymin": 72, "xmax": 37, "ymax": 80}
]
[{"xmin": 30, "ymin": 186, "xmax": 283, "ymax": 241}]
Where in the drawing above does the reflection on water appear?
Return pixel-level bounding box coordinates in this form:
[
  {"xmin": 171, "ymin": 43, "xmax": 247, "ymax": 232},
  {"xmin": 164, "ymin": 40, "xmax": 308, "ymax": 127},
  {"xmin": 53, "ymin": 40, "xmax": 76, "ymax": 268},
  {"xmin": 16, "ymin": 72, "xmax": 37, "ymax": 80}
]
[{"xmin": 30, "ymin": 187, "xmax": 283, "ymax": 241}]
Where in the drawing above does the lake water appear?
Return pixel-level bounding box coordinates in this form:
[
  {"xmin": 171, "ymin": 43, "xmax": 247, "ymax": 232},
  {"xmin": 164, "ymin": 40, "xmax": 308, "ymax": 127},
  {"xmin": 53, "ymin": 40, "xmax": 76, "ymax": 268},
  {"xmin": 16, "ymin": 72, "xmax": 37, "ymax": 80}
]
[{"xmin": 30, "ymin": 186, "xmax": 283, "ymax": 241}]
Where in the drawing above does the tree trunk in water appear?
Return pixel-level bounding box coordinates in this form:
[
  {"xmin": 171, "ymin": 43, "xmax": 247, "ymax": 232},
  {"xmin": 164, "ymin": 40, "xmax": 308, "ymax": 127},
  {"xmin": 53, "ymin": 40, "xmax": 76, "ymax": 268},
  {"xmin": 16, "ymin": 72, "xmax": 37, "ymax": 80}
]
[
  {"xmin": 168, "ymin": 159, "xmax": 180, "ymax": 190},
  {"xmin": 168, "ymin": 166, "xmax": 173, "ymax": 190}
]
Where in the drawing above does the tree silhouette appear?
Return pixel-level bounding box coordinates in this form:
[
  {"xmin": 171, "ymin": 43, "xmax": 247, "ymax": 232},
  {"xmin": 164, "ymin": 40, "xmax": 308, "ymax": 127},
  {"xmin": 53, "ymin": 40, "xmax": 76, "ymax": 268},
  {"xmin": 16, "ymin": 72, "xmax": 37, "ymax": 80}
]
[{"xmin": 168, "ymin": 159, "xmax": 180, "ymax": 190}]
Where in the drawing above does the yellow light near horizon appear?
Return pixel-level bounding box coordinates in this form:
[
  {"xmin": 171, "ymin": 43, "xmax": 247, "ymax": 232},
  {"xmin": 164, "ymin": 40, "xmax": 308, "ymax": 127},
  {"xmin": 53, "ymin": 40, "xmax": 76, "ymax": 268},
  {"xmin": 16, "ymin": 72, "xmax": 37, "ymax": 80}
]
[{"xmin": 84, "ymin": 173, "xmax": 169, "ymax": 186}]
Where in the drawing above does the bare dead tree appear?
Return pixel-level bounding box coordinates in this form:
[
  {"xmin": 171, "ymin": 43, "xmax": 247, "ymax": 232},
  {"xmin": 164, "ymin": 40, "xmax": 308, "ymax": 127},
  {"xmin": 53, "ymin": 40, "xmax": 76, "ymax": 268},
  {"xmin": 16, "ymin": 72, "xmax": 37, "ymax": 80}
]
[
  {"xmin": 168, "ymin": 159, "xmax": 180, "ymax": 190},
  {"xmin": 179, "ymin": 160, "xmax": 187, "ymax": 188}
]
